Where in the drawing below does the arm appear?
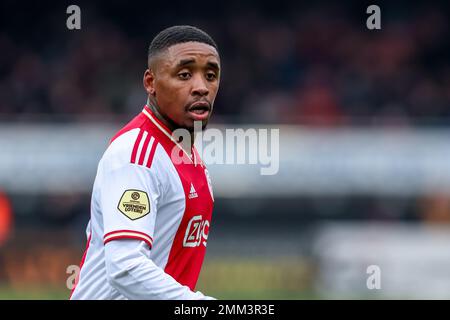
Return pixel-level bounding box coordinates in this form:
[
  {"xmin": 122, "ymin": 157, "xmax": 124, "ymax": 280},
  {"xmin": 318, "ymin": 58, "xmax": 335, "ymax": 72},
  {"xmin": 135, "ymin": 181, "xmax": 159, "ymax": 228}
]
[{"xmin": 105, "ymin": 239, "xmax": 215, "ymax": 300}]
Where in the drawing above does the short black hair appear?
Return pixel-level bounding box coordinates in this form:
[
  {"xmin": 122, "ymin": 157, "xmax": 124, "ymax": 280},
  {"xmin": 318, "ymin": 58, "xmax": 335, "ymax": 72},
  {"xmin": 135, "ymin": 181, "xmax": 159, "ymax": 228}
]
[{"xmin": 148, "ymin": 25, "xmax": 218, "ymax": 66}]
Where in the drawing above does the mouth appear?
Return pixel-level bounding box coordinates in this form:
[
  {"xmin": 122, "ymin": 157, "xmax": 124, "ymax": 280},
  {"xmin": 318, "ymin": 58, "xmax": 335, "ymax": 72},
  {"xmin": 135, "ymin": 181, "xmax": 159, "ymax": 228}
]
[{"xmin": 187, "ymin": 101, "xmax": 211, "ymax": 121}]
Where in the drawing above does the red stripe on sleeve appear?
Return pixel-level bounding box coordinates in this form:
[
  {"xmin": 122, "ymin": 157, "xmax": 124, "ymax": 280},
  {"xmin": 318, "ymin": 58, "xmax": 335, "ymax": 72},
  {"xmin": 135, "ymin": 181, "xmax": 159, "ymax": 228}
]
[
  {"xmin": 104, "ymin": 234, "xmax": 153, "ymax": 248},
  {"xmin": 104, "ymin": 229, "xmax": 153, "ymax": 240},
  {"xmin": 146, "ymin": 141, "xmax": 158, "ymax": 168},
  {"xmin": 138, "ymin": 133, "xmax": 152, "ymax": 165},
  {"xmin": 130, "ymin": 129, "xmax": 144, "ymax": 163}
]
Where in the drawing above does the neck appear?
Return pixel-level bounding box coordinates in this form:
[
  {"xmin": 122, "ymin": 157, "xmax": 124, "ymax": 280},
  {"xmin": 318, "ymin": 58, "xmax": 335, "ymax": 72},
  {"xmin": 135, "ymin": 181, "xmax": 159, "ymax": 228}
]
[
  {"xmin": 146, "ymin": 97, "xmax": 175, "ymax": 132},
  {"xmin": 146, "ymin": 96, "xmax": 195, "ymax": 153}
]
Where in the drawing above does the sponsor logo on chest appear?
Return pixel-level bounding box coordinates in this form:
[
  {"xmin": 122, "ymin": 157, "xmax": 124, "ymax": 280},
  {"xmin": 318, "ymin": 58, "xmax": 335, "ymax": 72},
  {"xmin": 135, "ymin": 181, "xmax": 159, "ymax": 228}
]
[{"xmin": 183, "ymin": 215, "xmax": 209, "ymax": 248}]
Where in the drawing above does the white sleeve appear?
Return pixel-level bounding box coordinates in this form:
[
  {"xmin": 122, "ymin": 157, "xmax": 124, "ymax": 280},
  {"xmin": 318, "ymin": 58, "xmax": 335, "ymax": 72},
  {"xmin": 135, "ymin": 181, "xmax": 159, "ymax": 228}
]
[
  {"xmin": 105, "ymin": 239, "xmax": 216, "ymax": 300},
  {"xmin": 100, "ymin": 160, "xmax": 159, "ymax": 248}
]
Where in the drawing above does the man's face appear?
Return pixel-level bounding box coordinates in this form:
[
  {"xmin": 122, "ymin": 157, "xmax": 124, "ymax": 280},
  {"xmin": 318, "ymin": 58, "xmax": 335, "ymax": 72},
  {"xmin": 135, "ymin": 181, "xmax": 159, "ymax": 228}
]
[{"xmin": 145, "ymin": 41, "xmax": 221, "ymax": 131}]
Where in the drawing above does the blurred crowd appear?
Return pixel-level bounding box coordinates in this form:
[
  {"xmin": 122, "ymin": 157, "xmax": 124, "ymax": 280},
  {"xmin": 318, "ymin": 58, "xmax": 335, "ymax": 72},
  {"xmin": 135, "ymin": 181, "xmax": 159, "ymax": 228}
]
[{"xmin": 0, "ymin": 2, "xmax": 448, "ymax": 125}]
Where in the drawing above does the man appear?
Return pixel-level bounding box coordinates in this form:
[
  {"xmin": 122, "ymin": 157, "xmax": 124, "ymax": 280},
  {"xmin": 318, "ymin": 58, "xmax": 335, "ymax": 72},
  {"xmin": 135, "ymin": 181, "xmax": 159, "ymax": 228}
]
[{"xmin": 70, "ymin": 25, "xmax": 220, "ymax": 300}]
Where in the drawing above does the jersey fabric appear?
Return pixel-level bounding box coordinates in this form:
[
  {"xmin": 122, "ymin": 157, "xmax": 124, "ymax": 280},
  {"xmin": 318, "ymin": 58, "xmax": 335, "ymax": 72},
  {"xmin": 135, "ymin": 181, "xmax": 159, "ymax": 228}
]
[{"xmin": 70, "ymin": 105, "xmax": 214, "ymax": 299}]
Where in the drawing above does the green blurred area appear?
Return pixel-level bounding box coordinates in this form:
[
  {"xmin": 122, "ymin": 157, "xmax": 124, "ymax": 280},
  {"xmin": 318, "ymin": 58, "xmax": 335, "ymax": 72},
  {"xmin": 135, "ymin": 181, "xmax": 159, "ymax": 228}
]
[
  {"xmin": 0, "ymin": 257, "xmax": 318, "ymax": 300},
  {"xmin": 0, "ymin": 286, "xmax": 69, "ymax": 300},
  {"xmin": 0, "ymin": 286, "xmax": 319, "ymax": 300},
  {"xmin": 196, "ymin": 258, "xmax": 316, "ymax": 299}
]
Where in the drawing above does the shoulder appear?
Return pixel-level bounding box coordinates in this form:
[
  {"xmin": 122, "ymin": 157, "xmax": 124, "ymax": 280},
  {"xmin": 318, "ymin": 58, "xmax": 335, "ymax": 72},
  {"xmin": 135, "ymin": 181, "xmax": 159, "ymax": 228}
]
[{"xmin": 102, "ymin": 115, "xmax": 166, "ymax": 172}]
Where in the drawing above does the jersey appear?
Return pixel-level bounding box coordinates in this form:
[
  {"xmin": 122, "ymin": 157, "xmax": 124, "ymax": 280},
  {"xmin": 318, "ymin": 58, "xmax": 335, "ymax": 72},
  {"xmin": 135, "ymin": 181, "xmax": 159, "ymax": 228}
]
[{"xmin": 70, "ymin": 105, "xmax": 214, "ymax": 299}]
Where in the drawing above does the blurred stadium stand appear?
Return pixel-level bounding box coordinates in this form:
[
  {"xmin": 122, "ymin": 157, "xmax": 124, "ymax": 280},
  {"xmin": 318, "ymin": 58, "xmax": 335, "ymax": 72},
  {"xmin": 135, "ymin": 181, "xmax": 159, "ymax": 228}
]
[{"xmin": 0, "ymin": 0, "xmax": 449, "ymax": 299}]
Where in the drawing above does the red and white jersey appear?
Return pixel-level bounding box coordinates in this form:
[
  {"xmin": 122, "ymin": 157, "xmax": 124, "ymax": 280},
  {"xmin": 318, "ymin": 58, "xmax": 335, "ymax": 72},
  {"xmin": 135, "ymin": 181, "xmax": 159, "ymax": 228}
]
[{"xmin": 70, "ymin": 105, "xmax": 214, "ymax": 300}]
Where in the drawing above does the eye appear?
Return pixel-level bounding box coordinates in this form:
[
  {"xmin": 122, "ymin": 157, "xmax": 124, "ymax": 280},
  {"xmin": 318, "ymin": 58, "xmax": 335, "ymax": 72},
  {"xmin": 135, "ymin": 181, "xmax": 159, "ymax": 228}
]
[
  {"xmin": 178, "ymin": 72, "xmax": 191, "ymax": 80},
  {"xmin": 206, "ymin": 72, "xmax": 217, "ymax": 81}
]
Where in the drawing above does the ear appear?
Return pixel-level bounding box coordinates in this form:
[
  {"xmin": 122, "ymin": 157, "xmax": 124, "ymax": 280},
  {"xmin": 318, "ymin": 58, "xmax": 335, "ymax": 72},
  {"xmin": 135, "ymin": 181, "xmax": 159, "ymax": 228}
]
[{"xmin": 143, "ymin": 69, "xmax": 156, "ymax": 96}]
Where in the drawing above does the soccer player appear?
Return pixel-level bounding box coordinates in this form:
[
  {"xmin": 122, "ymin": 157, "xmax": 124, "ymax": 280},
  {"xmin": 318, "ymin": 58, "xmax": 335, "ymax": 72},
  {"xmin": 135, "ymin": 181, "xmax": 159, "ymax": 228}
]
[{"xmin": 70, "ymin": 25, "xmax": 220, "ymax": 300}]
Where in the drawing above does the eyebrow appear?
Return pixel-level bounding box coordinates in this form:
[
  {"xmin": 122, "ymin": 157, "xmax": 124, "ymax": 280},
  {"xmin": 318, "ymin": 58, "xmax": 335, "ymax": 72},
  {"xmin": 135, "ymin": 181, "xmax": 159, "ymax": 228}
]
[
  {"xmin": 177, "ymin": 58, "xmax": 195, "ymax": 67},
  {"xmin": 207, "ymin": 61, "xmax": 220, "ymax": 71},
  {"xmin": 176, "ymin": 58, "xmax": 220, "ymax": 71}
]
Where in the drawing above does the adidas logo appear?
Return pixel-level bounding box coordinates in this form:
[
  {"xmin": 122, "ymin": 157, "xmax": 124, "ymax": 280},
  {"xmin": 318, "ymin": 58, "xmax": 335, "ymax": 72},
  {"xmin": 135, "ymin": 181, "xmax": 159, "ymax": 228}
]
[{"xmin": 188, "ymin": 183, "xmax": 198, "ymax": 199}]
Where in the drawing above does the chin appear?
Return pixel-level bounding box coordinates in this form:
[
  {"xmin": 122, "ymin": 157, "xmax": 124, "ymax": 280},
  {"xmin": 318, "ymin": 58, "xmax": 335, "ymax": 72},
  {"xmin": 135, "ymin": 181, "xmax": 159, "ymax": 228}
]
[{"xmin": 183, "ymin": 119, "xmax": 209, "ymax": 132}]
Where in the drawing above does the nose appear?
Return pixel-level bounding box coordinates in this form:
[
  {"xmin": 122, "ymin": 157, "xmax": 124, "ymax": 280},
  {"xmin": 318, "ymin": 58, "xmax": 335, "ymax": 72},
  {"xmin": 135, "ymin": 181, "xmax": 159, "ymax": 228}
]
[{"xmin": 191, "ymin": 74, "xmax": 209, "ymax": 97}]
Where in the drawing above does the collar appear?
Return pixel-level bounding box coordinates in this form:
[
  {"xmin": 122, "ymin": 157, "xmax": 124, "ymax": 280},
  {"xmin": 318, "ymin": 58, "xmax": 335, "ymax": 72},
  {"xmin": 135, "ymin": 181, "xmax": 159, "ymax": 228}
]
[{"xmin": 141, "ymin": 105, "xmax": 203, "ymax": 167}]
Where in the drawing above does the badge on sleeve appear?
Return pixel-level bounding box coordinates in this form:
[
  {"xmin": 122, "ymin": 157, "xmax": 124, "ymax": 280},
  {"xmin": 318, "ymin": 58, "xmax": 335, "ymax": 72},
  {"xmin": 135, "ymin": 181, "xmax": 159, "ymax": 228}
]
[{"xmin": 117, "ymin": 190, "xmax": 150, "ymax": 220}]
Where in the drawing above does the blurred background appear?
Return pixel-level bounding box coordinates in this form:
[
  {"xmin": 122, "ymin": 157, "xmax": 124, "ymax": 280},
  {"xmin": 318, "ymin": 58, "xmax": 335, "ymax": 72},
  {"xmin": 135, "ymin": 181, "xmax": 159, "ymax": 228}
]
[{"xmin": 0, "ymin": 0, "xmax": 449, "ymax": 299}]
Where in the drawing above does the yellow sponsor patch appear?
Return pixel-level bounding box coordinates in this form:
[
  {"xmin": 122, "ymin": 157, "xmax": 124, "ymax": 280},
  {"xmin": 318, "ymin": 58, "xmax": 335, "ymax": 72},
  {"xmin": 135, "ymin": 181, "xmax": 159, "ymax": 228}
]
[{"xmin": 117, "ymin": 190, "xmax": 150, "ymax": 220}]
